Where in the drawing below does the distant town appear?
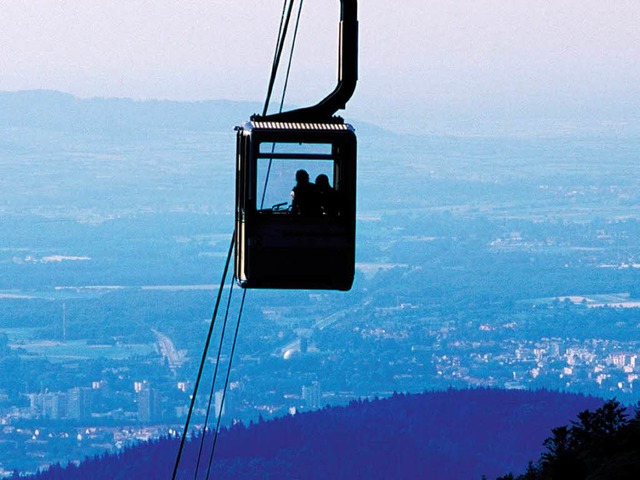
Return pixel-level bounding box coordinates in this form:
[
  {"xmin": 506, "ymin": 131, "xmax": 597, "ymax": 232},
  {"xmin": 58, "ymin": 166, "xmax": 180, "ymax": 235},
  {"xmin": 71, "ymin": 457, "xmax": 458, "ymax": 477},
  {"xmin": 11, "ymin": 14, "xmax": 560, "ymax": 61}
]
[
  {"xmin": 2, "ymin": 288, "xmax": 640, "ymax": 475},
  {"xmin": 1, "ymin": 92, "xmax": 640, "ymax": 475}
]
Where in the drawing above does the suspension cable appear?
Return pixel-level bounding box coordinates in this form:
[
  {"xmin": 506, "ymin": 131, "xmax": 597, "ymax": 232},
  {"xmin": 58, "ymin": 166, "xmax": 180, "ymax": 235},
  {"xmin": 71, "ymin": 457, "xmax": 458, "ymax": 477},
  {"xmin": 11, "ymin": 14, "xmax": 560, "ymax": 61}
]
[
  {"xmin": 262, "ymin": 0, "xmax": 296, "ymax": 117},
  {"xmin": 259, "ymin": 0, "xmax": 305, "ymax": 209},
  {"xmin": 193, "ymin": 279, "xmax": 235, "ymax": 479},
  {"xmin": 278, "ymin": 0, "xmax": 304, "ymax": 114},
  {"xmin": 205, "ymin": 289, "xmax": 247, "ymax": 479},
  {"xmin": 171, "ymin": 235, "xmax": 235, "ymax": 480},
  {"xmin": 268, "ymin": 0, "xmax": 290, "ymax": 108},
  {"xmin": 200, "ymin": 3, "xmax": 305, "ymax": 475},
  {"xmin": 176, "ymin": 2, "xmax": 306, "ymax": 477}
]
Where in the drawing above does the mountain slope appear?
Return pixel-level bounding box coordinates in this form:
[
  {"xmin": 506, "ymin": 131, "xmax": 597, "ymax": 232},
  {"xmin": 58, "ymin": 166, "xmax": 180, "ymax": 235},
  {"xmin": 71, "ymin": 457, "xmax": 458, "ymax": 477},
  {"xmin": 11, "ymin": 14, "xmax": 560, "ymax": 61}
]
[{"xmin": 27, "ymin": 388, "xmax": 603, "ymax": 480}]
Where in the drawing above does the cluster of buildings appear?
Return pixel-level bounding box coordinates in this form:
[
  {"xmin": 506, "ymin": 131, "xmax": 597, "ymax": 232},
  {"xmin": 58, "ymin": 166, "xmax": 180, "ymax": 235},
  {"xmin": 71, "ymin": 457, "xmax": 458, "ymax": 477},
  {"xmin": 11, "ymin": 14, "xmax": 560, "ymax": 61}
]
[
  {"xmin": 26, "ymin": 387, "xmax": 93, "ymax": 421},
  {"xmin": 6, "ymin": 382, "xmax": 181, "ymax": 426},
  {"xmin": 0, "ymin": 375, "xmax": 325, "ymax": 475},
  {"xmin": 433, "ymin": 336, "xmax": 640, "ymax": 396}
]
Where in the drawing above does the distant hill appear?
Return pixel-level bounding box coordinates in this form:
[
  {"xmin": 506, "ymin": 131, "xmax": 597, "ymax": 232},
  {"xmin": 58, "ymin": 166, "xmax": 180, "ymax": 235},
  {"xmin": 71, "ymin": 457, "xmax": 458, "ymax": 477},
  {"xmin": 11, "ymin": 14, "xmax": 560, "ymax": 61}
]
[
  {"xmin": 26, "ymin": 388, "xmax": 604, "ymax": 480},
  {"xmin": 0, "ymin": 90, "xmax": 391, "ymax": 138},
  {"xmin": 0, "ymin": 90, "xmax": 258, "ymax": 134}
]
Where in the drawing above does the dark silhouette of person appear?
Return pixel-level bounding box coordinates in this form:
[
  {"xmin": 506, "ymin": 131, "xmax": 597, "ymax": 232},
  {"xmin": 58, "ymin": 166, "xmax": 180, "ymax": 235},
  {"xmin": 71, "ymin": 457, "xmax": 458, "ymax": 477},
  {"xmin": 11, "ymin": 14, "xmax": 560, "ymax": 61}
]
[
  {"xmin": 315, "ymin": 174, "xmax": 339, "ymax": 216},
  {"xmin": 291, "ymin": 169, "xmax": 321, "ymax": 215}
]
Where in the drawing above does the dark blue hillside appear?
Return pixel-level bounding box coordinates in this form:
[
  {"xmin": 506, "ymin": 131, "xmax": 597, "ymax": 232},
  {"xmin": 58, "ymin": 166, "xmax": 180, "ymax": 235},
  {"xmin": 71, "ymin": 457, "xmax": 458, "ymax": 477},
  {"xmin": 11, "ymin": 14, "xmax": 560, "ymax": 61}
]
[{"xmin": 26, "ymin": 388, "xmax": 603, "ymax": 480}]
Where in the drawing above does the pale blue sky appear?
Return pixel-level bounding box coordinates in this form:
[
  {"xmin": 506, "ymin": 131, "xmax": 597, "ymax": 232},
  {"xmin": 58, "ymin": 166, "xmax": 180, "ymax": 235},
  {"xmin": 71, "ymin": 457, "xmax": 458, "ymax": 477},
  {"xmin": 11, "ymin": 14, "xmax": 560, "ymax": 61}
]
[{"xmin": 2, "ymin": 1, "xmax": 639, "ymax": 133}]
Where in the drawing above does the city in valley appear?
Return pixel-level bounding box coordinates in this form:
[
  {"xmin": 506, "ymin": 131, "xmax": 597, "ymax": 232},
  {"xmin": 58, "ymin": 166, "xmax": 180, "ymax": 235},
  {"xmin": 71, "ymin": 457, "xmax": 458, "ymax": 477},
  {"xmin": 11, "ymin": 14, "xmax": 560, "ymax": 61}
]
[{"xmin": 1, "ymin": 92, "xmax": 640, "ymax": 474}]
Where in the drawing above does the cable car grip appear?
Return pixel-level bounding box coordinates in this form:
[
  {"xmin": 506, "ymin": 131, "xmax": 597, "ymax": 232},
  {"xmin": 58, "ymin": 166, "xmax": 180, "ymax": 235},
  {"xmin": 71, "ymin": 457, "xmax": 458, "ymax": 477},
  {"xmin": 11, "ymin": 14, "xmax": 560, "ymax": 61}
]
[{"xmin": 253, "ymin": 0, "xmax": 358, "ymax": 124}]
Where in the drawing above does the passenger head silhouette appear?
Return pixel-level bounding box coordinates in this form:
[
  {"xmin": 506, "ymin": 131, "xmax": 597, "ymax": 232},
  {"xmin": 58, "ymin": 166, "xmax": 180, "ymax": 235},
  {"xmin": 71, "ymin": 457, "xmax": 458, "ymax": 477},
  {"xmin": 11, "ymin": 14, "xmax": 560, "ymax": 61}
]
[
  {"xmin": 315, "ymin": 174, "xmax": 330, "ymax": 189},
  {"xmin": 296, "ymin": 169, "xmax": 310, "ymax": 184}
]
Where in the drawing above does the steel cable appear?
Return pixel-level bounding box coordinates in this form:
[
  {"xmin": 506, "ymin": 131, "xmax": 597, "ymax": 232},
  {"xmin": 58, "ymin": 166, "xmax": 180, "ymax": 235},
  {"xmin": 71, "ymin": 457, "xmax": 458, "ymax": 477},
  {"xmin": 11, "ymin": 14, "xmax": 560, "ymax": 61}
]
[
  {"xmin": 193, "ymin": 279, "xmax": 235, "ymax": 479},
  {"xmin": 171, "ymin": 236, "xmax": 234, "ymax": 480},
  {"xmin": 205, "ymin": 290, "xmax": 247, "ymax": 479}
]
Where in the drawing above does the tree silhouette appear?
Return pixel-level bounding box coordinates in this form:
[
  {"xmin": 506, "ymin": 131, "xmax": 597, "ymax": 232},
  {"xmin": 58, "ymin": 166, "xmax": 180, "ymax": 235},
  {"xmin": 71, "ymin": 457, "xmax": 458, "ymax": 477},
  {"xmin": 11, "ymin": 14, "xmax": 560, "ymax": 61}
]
[{"xmin": 505, "ymin": 399, "xmax": 640, "ymax": 479}]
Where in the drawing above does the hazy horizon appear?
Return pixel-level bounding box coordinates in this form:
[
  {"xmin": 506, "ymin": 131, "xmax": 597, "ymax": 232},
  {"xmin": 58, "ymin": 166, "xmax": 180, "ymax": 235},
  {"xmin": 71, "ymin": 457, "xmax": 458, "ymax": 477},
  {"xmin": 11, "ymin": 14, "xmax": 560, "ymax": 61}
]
[{"xmin": 2, "ymin": 1, "xmax": 639, "ymax": 135}]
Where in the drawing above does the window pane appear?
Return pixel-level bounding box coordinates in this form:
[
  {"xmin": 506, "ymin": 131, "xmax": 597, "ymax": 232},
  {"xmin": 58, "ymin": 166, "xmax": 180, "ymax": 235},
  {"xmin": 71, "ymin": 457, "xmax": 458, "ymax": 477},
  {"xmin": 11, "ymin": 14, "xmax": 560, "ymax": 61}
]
[
  {"xmin": 256, "ymin": 157, "xmax": 334, "ymax": 212},
  {"xmin": 259, "ymin": 142, "xmax": 332, "ymax": 155}
]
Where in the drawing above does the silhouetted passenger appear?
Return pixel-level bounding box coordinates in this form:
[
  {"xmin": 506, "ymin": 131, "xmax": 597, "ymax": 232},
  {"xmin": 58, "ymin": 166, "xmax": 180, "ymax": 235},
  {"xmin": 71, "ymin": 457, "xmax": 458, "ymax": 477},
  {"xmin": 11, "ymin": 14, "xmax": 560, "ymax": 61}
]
[
  {"xmin": 291, "ymin": 169, "xmax": 321, "ymax": 215},
  {"xmin": 315, "ymin": 174, "xmax": 339, "ymax": 216}
]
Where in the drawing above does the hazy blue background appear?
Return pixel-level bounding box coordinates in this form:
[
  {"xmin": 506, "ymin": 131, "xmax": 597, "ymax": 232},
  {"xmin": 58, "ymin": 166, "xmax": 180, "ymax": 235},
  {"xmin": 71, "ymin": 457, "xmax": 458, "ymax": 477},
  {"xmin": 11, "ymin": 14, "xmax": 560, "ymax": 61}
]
[{"xmin": 2, "ymin": 1, "xmax": 639, "ymax": 134}]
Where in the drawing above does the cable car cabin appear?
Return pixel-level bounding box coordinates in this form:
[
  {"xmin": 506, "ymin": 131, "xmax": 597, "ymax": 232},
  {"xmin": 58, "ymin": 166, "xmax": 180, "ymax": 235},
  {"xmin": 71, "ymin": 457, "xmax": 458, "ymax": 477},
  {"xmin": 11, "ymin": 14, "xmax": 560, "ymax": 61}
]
[{"xmin": 235, "ymin": 120, "xmax": 356, "ymax": 290}]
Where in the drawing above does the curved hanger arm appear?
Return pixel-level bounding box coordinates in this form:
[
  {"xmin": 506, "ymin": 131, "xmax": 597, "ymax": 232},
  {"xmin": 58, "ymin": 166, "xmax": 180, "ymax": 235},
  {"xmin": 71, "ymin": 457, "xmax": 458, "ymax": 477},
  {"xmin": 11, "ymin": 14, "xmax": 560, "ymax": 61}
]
[{"xmin": 254, "ymin": 0, "xmax": 358, "ymax": 123}]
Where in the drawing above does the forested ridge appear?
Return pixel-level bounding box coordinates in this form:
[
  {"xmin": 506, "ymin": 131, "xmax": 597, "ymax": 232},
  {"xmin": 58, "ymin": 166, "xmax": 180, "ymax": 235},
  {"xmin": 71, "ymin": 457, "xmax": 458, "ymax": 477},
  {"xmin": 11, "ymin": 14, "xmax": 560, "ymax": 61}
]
[
  {"xmin": 24, "ymin": 388, "xmax": 604, "ymax": 480},
  {"xmin": 499, "ymin": 398, "xmax": 640, "ymax": 479}
]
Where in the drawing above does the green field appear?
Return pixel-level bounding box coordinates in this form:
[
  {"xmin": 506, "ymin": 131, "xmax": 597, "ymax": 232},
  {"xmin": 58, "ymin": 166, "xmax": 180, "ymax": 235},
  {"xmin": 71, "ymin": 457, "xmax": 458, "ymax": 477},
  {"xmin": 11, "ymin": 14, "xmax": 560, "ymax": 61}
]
[{"xmin": 2, "ymin": 329, "xmax": 156, "ymax": 362}]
